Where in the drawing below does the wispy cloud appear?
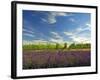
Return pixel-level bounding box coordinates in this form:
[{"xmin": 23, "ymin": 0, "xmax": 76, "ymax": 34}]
[
  {"xmin": 23, "ymin": 40, "xmax": 48, "ymax": 45},
  {"xmin": 23, "ymin": 28, "xmax": 34, "ymax": 34},
  {"xmin": 69, "ymin": 18, "xmax": 75, "ymax": 22},
  {"xmin": 64, "ymin": 23, "xmax": 91, "ymax": 43},
  {"xmin": 41, "ymin": 18, "xmax": 48, "ymax": 23},
  {"xmin": 63, "ymin": 32, "xmax": 73, "ymax": 36},
  {"xmin": 86, "ymin": 23, "xmax": 91, "ymax": 27},
  {"xmin": 50, "ymin": 32, "xmax": 64, "ymax": 43},
  {"xmin": 50, "ymin": 38, "xmax": 64, "ymax": 43},
  {"xmin": 77, "ymin": 27, "xmax": 90, "ymax": 33},
  {"xmin": 23, "ymin": 11, "xmax": 90, "ymax": 44},
  {"xmin": 50, "ymin": 12, "xmax": 70, "ymax": 17},
  {"xmin": 42, "ymin": 12, "xmax": 73, "ymax": 24},
  {"xmin": 23, "ymin": 33, "xmax": 34, "ymax": 38},
  {"xmin": 51, "ymin": 32, "xmax": 62, "ymax": 39},
  {"xmin": 32, "ymin": 40, "xmax": 48, "ymax": 44},
  {"xmin": 76, "ymin": 24, "xmax": 91, "ymax": 33},
  {"xmin": 23, "ymin": 27, "xmax": 35, "ymax": 38},
  {"xmin": 70, "ymin": 36, "xmax": 90, "ymax": 43}
]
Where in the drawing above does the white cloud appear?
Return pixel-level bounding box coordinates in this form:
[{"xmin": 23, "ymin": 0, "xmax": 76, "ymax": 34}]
[
  {"xmin": 76, "ymin": 26, "xmax": 90, "ymax": 33},
  {"xmin": 23, "ymin": 28, "xmax": 34, "ymax": 34},
  {"xmin": 23, "ymin": 40, "xmax": 30, "ymax": 45},
  {"xmin": 32, "ymin": 40, "xmax": 48, "ymax": 44},
  {"xmin": 41, "ymin": 18, "xmax": 48, "ymax": 22},
  {"xmin": 75, "ymin": 23, "xmax": 91, "ymax": 34},
  {"xmin": 50, "ymin": 32, "xmax": 64, "ymax": 43},
  {"xmin": 47, "ymin": 15, "xmax": 56, "ymax": 24},
  {"xmin": 50, "ymin": 38, "xmax": 64, "ymax": 43},
  {"xmin": 69, "ymin": 18, "xmax": 75, "ymax": 22},
  {"xmin": 23, "ymin": 39, "xmax": 49, "ymax": 45},
  {"xmin": 86, "ymin": 23, "xmax": 91, "ymax": 27},
  {"xmin": 51, "ymin": 32, "xmax": 58, "ymax": 35},
  {"xmin": 64, "ymin": 23, "xmax": 91, "ymax": 43},
  {"xmin": 63, "ymin": 32, "xmax": 73, "ymax": 36},
  {"xmin": 51, "ymin": 32, "xmax": 62, "ymax": 39},
  {"xmin": 76, "ymin": 27, "xmax": 83, "ymax": 32},
  {"xmin": 68, "ymin": 31, "xmax": 91, "ymax": 43},
  {"xmin": 42, "ymin": 12, "xmax": 72, "ymax": 24},
  {"xmin": 23, "ymin": 33, "xmax": 34, "ymax": 38},
  {"xmin": 70, "ymin": 36, "xmax": 90, "ymax": 43},
  {"xmin": 69, "ymin": 31, "xmax": 90, "ymax": 43},
  {"xmin": 50, "ymin": 12, "xmax": 68, "ymax": 17}
]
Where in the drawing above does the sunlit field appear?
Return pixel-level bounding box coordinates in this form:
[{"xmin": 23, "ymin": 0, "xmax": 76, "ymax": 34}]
[
  {"xmin": 23, "ymin": 43, "xmax": 91, "ymax": 69},
  {"xmin": 22, "ymin": 10, "xmax": 91, "ymax": 69}
]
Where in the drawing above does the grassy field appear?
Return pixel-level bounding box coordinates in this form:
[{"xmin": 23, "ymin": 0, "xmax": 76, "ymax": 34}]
[
  {"xmin": 23, "ymin": 43, "xmax": 91, "ymax": 69},
  {"xmin": 23, "ymin": 43, "xmax": 90, "ymax": 50}
]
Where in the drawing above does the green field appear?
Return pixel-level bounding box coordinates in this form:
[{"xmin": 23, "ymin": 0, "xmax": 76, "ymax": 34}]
[{"xmin": 23, "ymin": 43, "xmax": 91, "ymax": 50}]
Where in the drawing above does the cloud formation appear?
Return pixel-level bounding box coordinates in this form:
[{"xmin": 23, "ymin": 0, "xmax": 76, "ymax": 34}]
[
  {"xmin": 42, "ymin": 12, "xmax": 72, "ymax": 24},
  {"xmin": 63, "ymin": 32, "xmax": 73, "ymax": 36},
  {"xmin": 23, "ymin": 33, "xmax": 34, "ymax": 38},
  {"xmin": 23, "ymin": 10, "xmax": 91, "ymax": 44},
  {"xmin": 51, "ymin": 32, "xmax": 63, "ymax": 39},
  {"xmin": 23, "ymin": 28, "xmax": 34, "ymax": 34},
  {"xmin": 50, "ymin": 32, "xmax": 64, "ymax": 43},
  {"xmin": 64, "ymin": 23, "xmax": 91, "ymax": 43},
  {"xmin": 69, "ymin": 18, "xmax": 75, "ymax": 22}
]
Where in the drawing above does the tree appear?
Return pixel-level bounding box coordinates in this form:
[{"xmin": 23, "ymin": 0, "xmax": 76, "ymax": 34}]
[
  {"xmin": 56, "ymin": 43, "xmax": 59, "ymax": 49},
  {"xmin": 62, "ymin": 43, "xmax": 67, "ymax": 49},
  {"xmin": 69, "ymin": 43, "xmax": 75, "ymax": 49}
]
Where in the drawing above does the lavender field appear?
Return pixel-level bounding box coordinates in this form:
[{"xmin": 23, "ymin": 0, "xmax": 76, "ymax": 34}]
[
  {"xmin": 22, "ymin": 10, "xmax": 91, "ymax": 69},
  {"xmin": 23, "ymin": 50, "xmax": 91, "ymax": 69}
]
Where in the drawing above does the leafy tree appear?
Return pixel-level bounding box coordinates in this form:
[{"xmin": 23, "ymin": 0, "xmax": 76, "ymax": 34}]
[{"xmin": 69, "ymin": 43, "xmax": 75, "ymax": 49}]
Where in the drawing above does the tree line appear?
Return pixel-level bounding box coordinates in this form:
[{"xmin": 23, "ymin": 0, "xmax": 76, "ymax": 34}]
[{"xmin": 23, "ymin": 42, "xmax": 91, "ymax": 50}]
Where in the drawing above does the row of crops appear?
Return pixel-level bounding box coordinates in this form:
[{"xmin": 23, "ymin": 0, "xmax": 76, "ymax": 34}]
[{"xmin": 23, "ymin": 50, "xmax": 91, "ymax": 69}]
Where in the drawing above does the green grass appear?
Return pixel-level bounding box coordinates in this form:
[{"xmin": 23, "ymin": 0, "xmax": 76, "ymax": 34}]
[
  {"xmin": 23, "ymin": 44, "xmax": 64, "ymax": 50},
  {"xmin": 23, "ymin": 43, "xmax": 91, "ymax": 50}
]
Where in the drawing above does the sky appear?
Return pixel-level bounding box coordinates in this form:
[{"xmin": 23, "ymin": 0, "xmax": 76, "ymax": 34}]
[{"xmin": 22, "ymin": 10, "xmax": 91, "ymax": 44}]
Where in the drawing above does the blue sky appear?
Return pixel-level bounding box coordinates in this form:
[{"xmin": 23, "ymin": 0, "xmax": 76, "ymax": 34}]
[{"xmin": 23, "ymin": 10, "xmax": 91, "ymax": 44}]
